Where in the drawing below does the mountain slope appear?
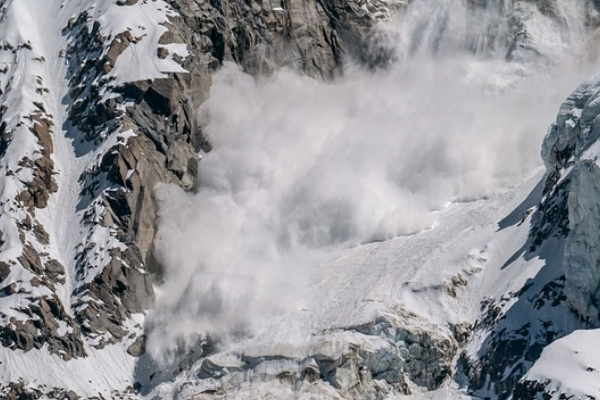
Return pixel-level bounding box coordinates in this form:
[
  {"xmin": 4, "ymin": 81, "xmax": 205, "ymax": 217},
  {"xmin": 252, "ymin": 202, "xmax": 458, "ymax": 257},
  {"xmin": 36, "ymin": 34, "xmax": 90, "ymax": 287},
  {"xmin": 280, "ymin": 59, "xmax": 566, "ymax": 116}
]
[
  {"xmin": 145, "ymin": 169, "xmax": 545, "ymax": 399},
  {"xmin": 2, "ymin": 0, "xmax": 600, "ymax": 399},
  {"xmin": 0, "ymin": 0, "xmax": 405, "ymax": 397}
]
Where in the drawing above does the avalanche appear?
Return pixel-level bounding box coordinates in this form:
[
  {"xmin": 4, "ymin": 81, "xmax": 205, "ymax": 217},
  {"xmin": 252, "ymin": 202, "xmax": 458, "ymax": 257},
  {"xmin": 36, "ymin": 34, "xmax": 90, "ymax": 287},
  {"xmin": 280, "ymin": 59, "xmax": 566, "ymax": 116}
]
[{"xmin": 2, "ymin": 0, "xmax": 600, "ymax": 399}]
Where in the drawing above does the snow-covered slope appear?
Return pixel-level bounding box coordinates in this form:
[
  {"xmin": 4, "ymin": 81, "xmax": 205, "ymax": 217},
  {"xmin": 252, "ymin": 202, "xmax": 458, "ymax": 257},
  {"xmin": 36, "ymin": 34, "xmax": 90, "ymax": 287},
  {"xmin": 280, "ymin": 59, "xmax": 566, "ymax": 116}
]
[
  {"xmin": 0, "ymin": 0, "xmax": 188, "ymax": 397},
  {"xmin": 144, "ymin": 1, "xmax": 600, "ymax": 399},
  {"xmin": 141, "ymin": 1, "xmax": 600, "ymax": 399},
  {"xmin": 145, "ymin": 169, "xmax": 545, "ymax": 399},
  {"xmin": 511, "ymin": 65, "xmax": 600, "ymax": 400},
  {"xmin": 516, "ymin": 329, "xmax": 600, "ymax": 399},
  {"xmin": 3, "ymin": 0, "xmax": 600, "ymax": 399}
]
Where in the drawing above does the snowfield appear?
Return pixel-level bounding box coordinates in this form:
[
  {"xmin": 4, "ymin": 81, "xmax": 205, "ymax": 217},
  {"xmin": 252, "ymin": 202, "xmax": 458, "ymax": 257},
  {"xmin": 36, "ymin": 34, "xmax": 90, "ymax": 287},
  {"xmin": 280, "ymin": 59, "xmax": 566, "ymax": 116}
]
[
  {"xmin": 522, "ymin": 329, "xmax": 600, "ymax": 399},
  {"xmin": 147, "ymin": 169, "xmax": 544, "ymax": 398}
]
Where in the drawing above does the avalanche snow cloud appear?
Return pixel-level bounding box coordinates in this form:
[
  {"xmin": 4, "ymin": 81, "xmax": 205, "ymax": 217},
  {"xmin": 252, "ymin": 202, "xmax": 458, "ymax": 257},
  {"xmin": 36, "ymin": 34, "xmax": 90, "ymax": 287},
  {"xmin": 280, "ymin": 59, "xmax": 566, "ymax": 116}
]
[{"xmin": 147, "ymin": 0, "xmax": 600, "ymax": 358}]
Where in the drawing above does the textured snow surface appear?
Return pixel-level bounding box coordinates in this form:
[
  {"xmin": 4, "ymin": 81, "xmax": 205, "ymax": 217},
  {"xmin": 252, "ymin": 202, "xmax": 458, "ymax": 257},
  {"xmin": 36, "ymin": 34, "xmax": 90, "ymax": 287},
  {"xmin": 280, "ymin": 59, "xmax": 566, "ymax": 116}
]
[
  {"xmin": 93, "ymin": 0, "xmax": 188, "ymax": 84},
  {"xmin": 146, "ymin": 170, "xmax": 545, "ymax": 398},
  {"xmin": 145, "ymin": 0, "xmax": 600, "ymax": 398},
  {"xmin": 0, "ymin": 344, "xmax": 135, "ymax": 397},
  {"xmin": 523, "ymin": 329, "xmax": 600, "ymax": 399}
]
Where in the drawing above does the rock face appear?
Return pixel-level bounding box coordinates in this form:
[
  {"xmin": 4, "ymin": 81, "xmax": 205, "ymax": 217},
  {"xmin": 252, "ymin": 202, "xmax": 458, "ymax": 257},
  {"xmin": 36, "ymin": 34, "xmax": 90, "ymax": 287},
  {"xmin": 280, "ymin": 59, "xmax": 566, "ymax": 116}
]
[
  {"xmin": 167, "ymin": 0, "xmax": 402, "ymax": 82},
  {"xmin": 459, "ymin": 22, "xmax": 600, "ymax": 398},
  {"xmin": 69, "ymin": 0, "xmax": 403, "ymax": 347},
  {"xmin": 167, "ymin": 314, "xmax": 458, "ymax": 400},
  {"xmin": 502, "ymin": 70, "xmax": 600, "ymax": 400},
  {"xmin": 0, "ymin": 0, "xmax": 84, "ymax": 360},
  {"xmin": 538, "ymin": 76, "xmax": 600, "ymax": 322},
  {"xmin": 458, "ymin": 73, "xmax": 600, "ymax": 400},
  {"xmin": 459, "ymin": 267, "xmax": 582, "ymax": 399}
]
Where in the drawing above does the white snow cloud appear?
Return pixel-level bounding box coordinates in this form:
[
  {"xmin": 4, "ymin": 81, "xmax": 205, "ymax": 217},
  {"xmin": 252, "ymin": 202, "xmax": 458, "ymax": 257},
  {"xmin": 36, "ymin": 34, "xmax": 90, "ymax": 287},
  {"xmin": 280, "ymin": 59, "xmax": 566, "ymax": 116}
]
[{"xmin": 145, "ymin": 0, "xmax": 599, "ymax": 361}]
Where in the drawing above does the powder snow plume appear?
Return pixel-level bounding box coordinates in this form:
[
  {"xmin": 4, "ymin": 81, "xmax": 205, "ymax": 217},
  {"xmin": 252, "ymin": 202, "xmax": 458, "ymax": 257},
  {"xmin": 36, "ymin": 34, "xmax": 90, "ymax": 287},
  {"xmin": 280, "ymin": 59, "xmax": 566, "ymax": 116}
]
[{"xmin": 145, "ymin": 0, "xmax": 600, "ymax": 360}]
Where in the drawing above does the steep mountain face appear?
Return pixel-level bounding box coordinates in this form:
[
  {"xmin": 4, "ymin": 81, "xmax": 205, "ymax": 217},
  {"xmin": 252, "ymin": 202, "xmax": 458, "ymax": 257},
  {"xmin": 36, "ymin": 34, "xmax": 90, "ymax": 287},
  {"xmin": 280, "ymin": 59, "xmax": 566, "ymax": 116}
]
[
  {"xmin": 0, "ymin": 0, "xmax": 399, "ymax": 352},
  {"xmin": 0, "ymin": 0, "xmax": 404, "ymax": 398},
  {"xmin": 510, "ymin": 68, "xmax": 600, "ymax": 400},
  {"xmin": 3, "ymin": 0, "xmax": 600, "ymax": 399},
  {"xmin": 540, "ymin": 74, "xmax": 600, "ymax": 321}
]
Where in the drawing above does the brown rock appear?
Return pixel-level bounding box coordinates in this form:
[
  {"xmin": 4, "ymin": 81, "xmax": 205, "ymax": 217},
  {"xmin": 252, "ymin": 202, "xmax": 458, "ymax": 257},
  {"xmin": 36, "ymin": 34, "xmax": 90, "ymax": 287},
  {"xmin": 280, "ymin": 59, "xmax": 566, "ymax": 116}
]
[
  {"xmin": 30, "ymin": 121, "xmax": 53, "ymax": 156},
  {"xmin": 18, "ymin": 244, "xmax": 44, "ymax": 275},
  {"xmin": 45, "ymin": 259, "xmax": 65, "ymax": 282},
  {"xmin": 33, "ymin": 224, "xmax": 49, "ymax": 245},
  {"xmin": 157, "ymin": 47, "xmax": 169, "ymax": 59},
  {"xmin": 104, "ymin": 31, "xmax": 134, "ymax": 68},
  {"xmin": 126, "ymin": 335, "xmax": 146, "ymax": 357},
  {"xmin": 0, "ymin": 262, "xmax": 11, "ymax": 281}
]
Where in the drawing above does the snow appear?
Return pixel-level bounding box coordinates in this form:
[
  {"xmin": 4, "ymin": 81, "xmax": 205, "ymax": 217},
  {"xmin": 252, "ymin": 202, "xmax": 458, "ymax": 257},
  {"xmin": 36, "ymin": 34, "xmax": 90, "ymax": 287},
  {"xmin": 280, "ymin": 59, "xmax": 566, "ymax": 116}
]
[
  {"xmin": 0, "ymin": 0, "xmax": 174, "ymax": 274},
  {"xmin": 79, "ymin": 225, "xmax": 127, "ymax": 284},
  {"xmin": 144, "ymin": 0, "xmax": 600, "ymax": 397},
  {"xmin": 93, "ymin": 0, "xmax": 188, "ymax": 85},
  {"xmin": 286, "ymin": 171, "xmax": 538, "ymax": 335},
  {"xmin": 1, "ymin": 0, "xmax": 600, "ymax": 398},
  {"xmin": 147, "ymin": 168, "xmax": 551, "ymax": 398},
  {"xmin": 5, "ymin": 137, "xmax": 547, "ymax": 397},
  {"xmin": 0, "ymin": 344, "xmax": 136, "ymax": 397},
  {"xmin": 0, "ymin": 0, "xmax": 188, "ymax": 395},
  {"xmin": 581, "ymin": 138, "xmax": 600, "ymax": 161},
  {"xmin": 522, "ymin": 329, "xmax": 600, "ymax": 399},
  {"xmin": 539, "ymin": 70, "xmax": 600, "ymax": 322}
]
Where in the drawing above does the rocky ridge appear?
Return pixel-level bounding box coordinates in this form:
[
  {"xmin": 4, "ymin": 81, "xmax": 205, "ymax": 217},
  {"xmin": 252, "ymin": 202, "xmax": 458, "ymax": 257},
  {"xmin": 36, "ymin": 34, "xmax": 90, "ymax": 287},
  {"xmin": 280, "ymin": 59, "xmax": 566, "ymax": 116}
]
[{"xmin": 499, "ymin": 68, "xmax": 600, "ymax": 400}]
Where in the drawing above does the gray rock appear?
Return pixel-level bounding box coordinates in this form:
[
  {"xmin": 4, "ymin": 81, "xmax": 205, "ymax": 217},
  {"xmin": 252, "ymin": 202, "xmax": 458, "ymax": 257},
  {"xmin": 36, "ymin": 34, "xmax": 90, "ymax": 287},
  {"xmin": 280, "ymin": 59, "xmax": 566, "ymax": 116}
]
[
  {"xmin": 182, "ymin": 314, "xmax": 455, "ymax": 400},
  {"xmin": 535, "ymin": 74, "xmax": 600, "ymax": 321},
  {"xmin": 49, "ymin": 0, "xmax": 404, "ymax": 352},
  {"xmin": 127, "ymin": 335, "xmax": 146, "ymax": 357}
]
